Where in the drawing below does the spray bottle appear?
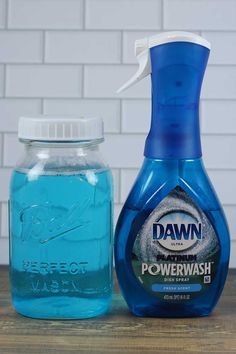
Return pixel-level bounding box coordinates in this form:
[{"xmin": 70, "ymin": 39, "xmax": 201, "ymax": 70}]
[{"xmin": 115, "ymin": 32, "xmax": 230, "ymax": 317}]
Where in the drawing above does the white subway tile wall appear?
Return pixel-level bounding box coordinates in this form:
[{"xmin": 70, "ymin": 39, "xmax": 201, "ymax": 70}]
[
  {"xmin": 44, "ymin": 99, "xmax": 121, "ymax": 133},
  {"xmin": 164, "ymin": 0, "xmax": 236, "ymax": 30},
  {"xmin": 0, "ymin": 0, "xmax": 235, "ymax": 267},
  {"xmin": 45, "ymin": 31, "xmax": 121, "ymax": 64},
  {"xmin": 0, "ymin": 31, "xmax": 43, "ymax": 63},
  {"xmin": 6, "ymin": 65, "xmax": 83, "ymax": 97},
  {"xmin": 84, "ymin": 65, "xmax": 150, "ymax": 98},
  {"xmin": 8, "ymin": 0, "xmax": 84, "ymax": 29},
  {"xmin": 0, "ymin": 99, "xmax": 41, "ymax": 131},
  {"xmin": 202, "ymin": 66, "xmax": 236, "ymax": 99},
  {"xmin": 85, "ymin": 0, "xmax": 162, "ymax": 30},
  {"xmin": 202, "ymin": 32, "xmax": 236, "ymax": 65}
]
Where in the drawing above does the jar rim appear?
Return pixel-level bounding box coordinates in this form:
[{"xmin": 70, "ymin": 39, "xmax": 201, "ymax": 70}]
[{"xmin": 19, "ymin": 137, "xmax": 104, "ymax": 147}]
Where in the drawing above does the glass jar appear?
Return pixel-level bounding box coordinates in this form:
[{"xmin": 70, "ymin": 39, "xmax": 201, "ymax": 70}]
[{"xmin": 9, "ymin": 116, "xmax": 113, "ymax": 319}]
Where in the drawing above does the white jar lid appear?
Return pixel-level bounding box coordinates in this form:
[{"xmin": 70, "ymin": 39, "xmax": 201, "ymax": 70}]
[{"xmin": 18, "ymin": 115, "xmax": 104, "ymax": 142}]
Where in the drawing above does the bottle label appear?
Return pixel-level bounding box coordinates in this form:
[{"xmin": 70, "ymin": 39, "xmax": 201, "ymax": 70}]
[{"xmin": 131, "ymin": 187, "xmax": 220, "ymax": 301}]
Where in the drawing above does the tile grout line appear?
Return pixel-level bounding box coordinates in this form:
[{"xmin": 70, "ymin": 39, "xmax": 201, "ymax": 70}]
[
  {"xmin": 119, "ymin": 100, "xmax": 122, "ymax": 133},
  {"xmin": 161, "ymin": 0, "xmax": 164, "ymax": 30},
  {"xmin": 42, "ymin": 30, "xmax": 46, "ymax": 64},
  {"xmin": 5, "ymin": 0, "xmax": 8, "ymax": 29},
  {"xmin": 0, "ymin": 132, "xmax": 4, "ymax": 167},
  {"xmin": 2, "ymin": 131, "xmax": 236, "ymax": 137},
  {"xmin": 81, "ymin": 64, "xmax": 85, "ymax": 98},
  {"xmin": 2, "ymin": 63, "xmax": 236, "ymax": 67},
  {"xmin": 2, "ymin": 64, "xmax": 6, "ymax": 97},
  {"xmin": 40, "ymin": 99, "xmax": 44, "ymax": 114},
  {"xmin": 0, "ymin": 202, "xmax": 2, "ymax": 239},
  {"xmin": 0, "ymin": 28, "xmax": 235, "ymax": 33},
  {"xmin": 81, "ymin": 0, "xmax": 85, "ymax": 99},
  {"xmin": 1, "ymin": 96, "xmax": 236, "ymax": 102},
  {"xmin": 83, "ymin": 0, "xmax": 86, "ymax": 30},
  {"xmin": 120, "ymin": 30, "xmax": 124, "ymax": 64},
  {"xmin": 118, "ymin": 168, "xmax": 121, "ymax": 204},
  {"xmin": 119, "ymin": 30, "xmax": 123, "ymax": 135}
]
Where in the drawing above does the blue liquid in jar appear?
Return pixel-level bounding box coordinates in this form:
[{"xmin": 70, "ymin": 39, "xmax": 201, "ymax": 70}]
[{"xmin": 10, "ymin": 168, "xmax": 113, "ymax": 319}]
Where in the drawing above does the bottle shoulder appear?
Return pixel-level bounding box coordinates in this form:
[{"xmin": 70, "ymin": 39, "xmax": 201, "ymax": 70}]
[
  {"xmin": 124, "ymin": 158, "xmax": 221, "ymax": 212},
  {"xmin": 116, "ymin": 158, "xmax": 230, "ymax": 251}
]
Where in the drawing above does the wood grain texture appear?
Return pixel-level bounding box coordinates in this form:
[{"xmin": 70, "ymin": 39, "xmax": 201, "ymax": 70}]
[{"xmin": 0, "ymin": 266, "xmax": 235, "ymax": 354}]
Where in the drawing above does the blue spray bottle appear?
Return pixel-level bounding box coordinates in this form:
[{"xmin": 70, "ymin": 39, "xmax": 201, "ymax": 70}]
[{"xmin": 115, "ymin": 32, "xmax": 230, "ymax": 317}]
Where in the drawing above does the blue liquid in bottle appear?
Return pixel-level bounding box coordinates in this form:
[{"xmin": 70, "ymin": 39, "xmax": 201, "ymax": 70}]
[
  {"xmin": 115, "ymin": 158, "xmax": 230, "ymax": 317},
  {"xmin": 10, "ymin": 168, "xmax": 113, "ymax": 319},
  {"xmin": 115, "ymin": 33, "xmax": 230, "ymax": 317}
]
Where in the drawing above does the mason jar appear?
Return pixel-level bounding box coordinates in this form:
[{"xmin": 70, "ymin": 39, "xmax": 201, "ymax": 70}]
[{"xmin": 9, "ymin": 116, "xmax": 113, "ymax": 319}]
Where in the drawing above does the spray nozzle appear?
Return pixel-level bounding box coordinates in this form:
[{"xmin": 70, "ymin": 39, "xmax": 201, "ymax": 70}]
[
  {"xmin": 117, "ymin": 37, "xmax": 151, "ymax": 93},
  {"xmin": 117, "ymin": 31, "xmax": 211, "ymax": 94}
]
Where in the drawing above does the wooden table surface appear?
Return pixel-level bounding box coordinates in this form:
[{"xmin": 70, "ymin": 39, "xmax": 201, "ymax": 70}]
[{"xmin": 0, "ymin": 266, "xmax": 235, "ymax": 354}]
